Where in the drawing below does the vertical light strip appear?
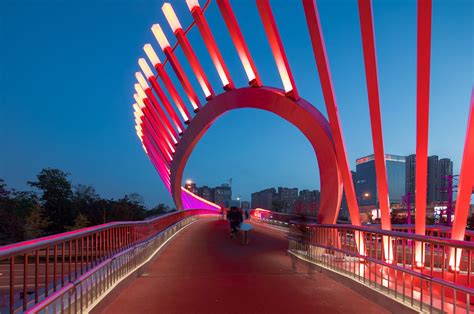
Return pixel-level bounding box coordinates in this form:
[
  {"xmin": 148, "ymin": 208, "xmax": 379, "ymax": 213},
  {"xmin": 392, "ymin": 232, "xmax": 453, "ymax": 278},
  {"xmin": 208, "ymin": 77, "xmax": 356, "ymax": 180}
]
[
  {"xmin": 151, "ymin": 24, "xmax": 201, "ymax": 111},
  {"xmin": 187, "ymin": 1, "xmax": 234, "ymax": 90},
  {"xmin": 449, "ymin": 90, "xmax": 474, "ymax": 270},
  {"xmin": 302, "ymin": 0, "xmax": 364, "ymax": 255},
  {"xmin": 143, "ymin": 137, "xmax": 171, "ymax": 189},
  {"xmin": 144, "ymin": 44, "xmax": 192, "ymax": 123},
  {"xmin": 135, "ymin": 79, "xmax": 179, "ymax": 145},
  {"xmin": 137, "ymin": 109, "xmax": 173, "ymax": 163},
  {"xmin": 357, "ymin": 0, "xmax": 392, "ymax": 262},
  {"xmin": 256, "ymin": 0, "xmax": 298, "ymax": 99},
  {"xmin": 162, "ymin": 3, "xmax": 215, "ymax": 99},
  {"xmin": 216, "ymin": 0, "xmax": 262, "ymax": 86},
  {"xmin": 139, "ymin": 58, "xmax": 184, "ymax": 134},
  {"xmin": 414, "ymin": 0, "xmax": 432, "ymax": 267},
  {"xmin": 135, "ymin": 87, "xmax": 175, "ymax": 154}
]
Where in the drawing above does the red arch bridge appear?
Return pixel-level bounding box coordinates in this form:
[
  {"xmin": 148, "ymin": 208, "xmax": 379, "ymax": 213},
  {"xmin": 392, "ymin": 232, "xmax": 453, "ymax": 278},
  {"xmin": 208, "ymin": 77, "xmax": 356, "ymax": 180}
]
[{"xmin": 1, "ymin": 0, "xmax": 473, "ymax": 313}]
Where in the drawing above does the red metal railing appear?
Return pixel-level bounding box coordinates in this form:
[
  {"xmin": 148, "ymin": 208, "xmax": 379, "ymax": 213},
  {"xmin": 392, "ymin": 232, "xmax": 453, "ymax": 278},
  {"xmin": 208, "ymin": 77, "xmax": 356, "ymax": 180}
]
[
  {"xmin": 287, "ymin": 222, "xmax": 474, "ymax": 313},
  {"xmin": 0, "ymin": 209, "xmax": 218, "ymax": 314}
]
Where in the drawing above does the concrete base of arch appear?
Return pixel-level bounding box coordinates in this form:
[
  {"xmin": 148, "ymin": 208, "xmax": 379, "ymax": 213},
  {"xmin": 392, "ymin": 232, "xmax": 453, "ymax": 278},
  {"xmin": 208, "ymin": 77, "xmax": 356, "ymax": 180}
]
[{"xmin": 171, "ymin": 87, "xmax": 342, "ymax": 223}]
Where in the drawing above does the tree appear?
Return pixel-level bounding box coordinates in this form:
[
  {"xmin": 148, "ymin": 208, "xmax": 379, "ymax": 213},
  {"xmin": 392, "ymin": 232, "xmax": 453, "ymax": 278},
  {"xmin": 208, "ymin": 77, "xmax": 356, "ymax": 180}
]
[
  {"xmin": 28, "ymin": 168, "xmax": 74, "ymax": 233},
  {"xmin": 0, "ymin": 180, "xmax": 25, "ymax": 243},
  {"xmin": 24, "ymin": 204, "xmax": 50, "ymax": 239},
  {"xmin": 66, "ymin": 213, "xmax": 90, "ymax": 231},
  {"xmin": 145, "ymin": 203, "xmax": 170, "ymax": 218}
]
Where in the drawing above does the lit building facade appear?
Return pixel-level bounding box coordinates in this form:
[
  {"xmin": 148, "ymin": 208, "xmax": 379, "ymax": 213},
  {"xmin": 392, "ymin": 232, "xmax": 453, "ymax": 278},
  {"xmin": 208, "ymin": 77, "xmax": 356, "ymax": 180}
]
[
  {"xmin": 251, "ymin": 188, "xmax": 276, "ymax": 210},
  {"xmin": 214, "ymin": 184, "xmax": 232, "ymax": 207},
  {"xmin": 355, "ymin": 154, "xmax": 406, "ymax": 206}
]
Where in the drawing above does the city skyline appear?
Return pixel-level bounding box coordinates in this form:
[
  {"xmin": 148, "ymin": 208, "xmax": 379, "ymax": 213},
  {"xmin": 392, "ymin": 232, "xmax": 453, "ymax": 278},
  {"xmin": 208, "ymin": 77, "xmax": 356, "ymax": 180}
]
[{"xmin": 1, "ymin": 0, "xmax": 472, "ymax": 208}]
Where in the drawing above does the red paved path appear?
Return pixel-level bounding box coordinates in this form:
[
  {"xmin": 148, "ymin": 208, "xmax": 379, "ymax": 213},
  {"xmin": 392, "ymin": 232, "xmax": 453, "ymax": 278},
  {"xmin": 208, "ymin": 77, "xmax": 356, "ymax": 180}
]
[{"xmin": 96, "ymin": 219, "xmax": 390, "ymax": 314}]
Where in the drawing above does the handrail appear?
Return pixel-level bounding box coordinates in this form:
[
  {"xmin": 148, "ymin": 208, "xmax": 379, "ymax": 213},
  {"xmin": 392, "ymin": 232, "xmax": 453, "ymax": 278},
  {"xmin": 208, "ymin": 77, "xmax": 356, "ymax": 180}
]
[
  {"xmin": 292, "ymin": 222, "xmax": 474, "ymax": 250},
  {"xmin": 0, "ymin": 209, "xmax": 207, "ymax": 259},
  {"xmin": 25, "ymin": 213, "xmax": 213, "ymax": 314},
  {"xmin": 0, "ymin": 208, "xmax": 219, "ymax": 314},
  {"xmin": 287, "ymin": 234, "xmax": 474, "ymax": 295}
]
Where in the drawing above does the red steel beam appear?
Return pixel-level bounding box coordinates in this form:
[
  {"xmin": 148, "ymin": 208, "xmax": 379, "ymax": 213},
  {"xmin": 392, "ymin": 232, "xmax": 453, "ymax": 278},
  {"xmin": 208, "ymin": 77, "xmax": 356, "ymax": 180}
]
[
  {"xmin": 136, "ymin": 109, "xmax": 172, "ymax": 162},
  {"xmin": 135, "ymin": 92, "xmax": 175, "ymax": 155},
  {"xmin": 357, "ymin": 0, "xmax": 391, "ymax": 232},
  {"xmin": 449, "ymin": 89, "xmax": 474, "ymax": 269},
  {"xmin": 302, "ymin": 0, "xmax": 361, "ymax": 227},
  {"xmin": 135, "ymin": 115, "xmax": 171, "ymax": 165},
  {"xmin": 256, "ymin": 0, "xmax": 299, "ymax": 100},
  {"xmin": 188, "ymin": 1, "xmax": 234, "ymax": 90},
  {"xmin": 216, "ymin": 0, "xmax": 262, "ymax": 87},
  {"xmin": 152, "ymin": 24, "xmax": 201, "ymax": 112},
  {"xmin": 414, "ymin": 0, "xmax": 432, "ymax": 266},
  {"xmin": 142, "ymin": 135, "xmax": 171, "ymax": 188},
  {"xmin": 135, "ymin": 75, "xmax": 179, "ymax": 144},
  {"xmin": 162, "ymin": 3, "xmax": 215, "ymax": 99},
  {"xmin": 139, "ymin": 58, "xmax": 185, "ymax": 134},
  {"xmin": 144, "ymin": 44, "xmax": 192, "ymax": 123}
]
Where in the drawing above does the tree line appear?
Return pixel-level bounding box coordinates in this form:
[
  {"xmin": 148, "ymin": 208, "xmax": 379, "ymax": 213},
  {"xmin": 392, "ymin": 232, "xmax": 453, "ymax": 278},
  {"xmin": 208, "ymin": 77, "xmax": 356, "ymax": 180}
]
[{"xmin": 0, "ymin": 168, "xmax": 173, "ymax": 245}]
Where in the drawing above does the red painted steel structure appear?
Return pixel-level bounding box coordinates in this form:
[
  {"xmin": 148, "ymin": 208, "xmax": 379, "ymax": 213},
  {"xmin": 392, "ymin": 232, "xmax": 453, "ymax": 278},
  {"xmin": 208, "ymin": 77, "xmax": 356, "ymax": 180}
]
[
  {"xmin": 301, "ymin": 0, "xmax": 361, "ymax": 227},
  {"xmin": 415, "ymin": 0, "xmax": 433, "ymax": 267},
  {"xmin": 162, "ymin": 3, "xmax": 215, "ymax": 100},
  {"xmin": 143, "ymin": 43, "xmax": 193, "ymax": 123},
  {"xmin": 188, "ymin": 1, "xmax": 234, "ymax": 90},
  {"xmin": 152, "ymin": 24, "xmax": 201, "ymax": 112},
  {"xmin": 169, "ymin": 87, "xmax": 342, "ymax": 223},
  {"xmin": 450, "ymin": 90, "xmax": 474, "ymax": 269},
  {"xmin": 216, "ymin": 0, "xmax": 262, "ymax": 87},
  {"xmin": 1, "ymin": 1, "xmax": 473, "ymax": 312},
  {"xmin": 256, "ymin": 0, "xmax": 299, "ymax": 100},
  {"xmin": 357, "ymin": 0, "xmax": 391, "ymax": 232},
  {"xmin": 139, "ymin": 57, "xmax": 185, "ymax": 134}
]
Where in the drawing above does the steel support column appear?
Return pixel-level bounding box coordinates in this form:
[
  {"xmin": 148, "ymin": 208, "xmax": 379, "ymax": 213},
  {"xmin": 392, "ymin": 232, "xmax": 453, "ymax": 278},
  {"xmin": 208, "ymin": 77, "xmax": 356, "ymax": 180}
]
[
  {"xmin": 302, "ymin": 0, "xmax": 360, "ymax": 226},
  {"xmin": 450, "ymin": 90, "xmax": 474, "ymax": 270},
  {"xmin": 415, "ymin": 0, "xmax": 432, "ymax": 267}
]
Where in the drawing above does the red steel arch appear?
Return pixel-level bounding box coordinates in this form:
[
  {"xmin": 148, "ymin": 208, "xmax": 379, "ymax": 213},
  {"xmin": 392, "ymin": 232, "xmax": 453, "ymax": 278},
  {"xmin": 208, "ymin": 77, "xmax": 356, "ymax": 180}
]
[{"xmin": 170, "ymin": 87, "xmax": 343, "ymax": 224}]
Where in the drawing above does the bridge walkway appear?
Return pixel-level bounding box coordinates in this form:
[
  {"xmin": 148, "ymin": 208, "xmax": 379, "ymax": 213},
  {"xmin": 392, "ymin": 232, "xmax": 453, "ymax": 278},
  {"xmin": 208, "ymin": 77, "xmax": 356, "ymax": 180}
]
[{"xmin": 94, "ymin": 218, "xmax": 390, "ymax": 314}]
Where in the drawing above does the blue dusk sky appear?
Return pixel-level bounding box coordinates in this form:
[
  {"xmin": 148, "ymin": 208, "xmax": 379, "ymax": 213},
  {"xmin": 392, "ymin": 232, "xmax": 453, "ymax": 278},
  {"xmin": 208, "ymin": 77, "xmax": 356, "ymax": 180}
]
[{"xmin": 1, "ymin": 0, "xmax": 472, "ymax": 207}]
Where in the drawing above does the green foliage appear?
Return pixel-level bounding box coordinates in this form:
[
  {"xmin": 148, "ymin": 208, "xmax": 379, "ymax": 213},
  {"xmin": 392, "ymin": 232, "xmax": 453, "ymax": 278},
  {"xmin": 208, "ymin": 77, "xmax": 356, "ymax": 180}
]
[
  {"xmin": 24, "ymin": 204, "xmax": 51, "ymax": 239},
  {"xmin": 28, "ymin": 168, "xmax": 74, "ymax": 233},
  {"xmin": 66, "ymin": 213, "xmax": 90, "ymax": 231},
  {"xmin": 0, "ymin": 168, "xmax": 155, "ymax": 245}
]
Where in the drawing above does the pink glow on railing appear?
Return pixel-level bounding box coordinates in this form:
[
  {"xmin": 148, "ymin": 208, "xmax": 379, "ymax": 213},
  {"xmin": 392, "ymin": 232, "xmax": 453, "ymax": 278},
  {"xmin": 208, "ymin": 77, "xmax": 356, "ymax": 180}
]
[{"xmin": 180, "ymin": 187, "xmax": 221, "ymax": 211}]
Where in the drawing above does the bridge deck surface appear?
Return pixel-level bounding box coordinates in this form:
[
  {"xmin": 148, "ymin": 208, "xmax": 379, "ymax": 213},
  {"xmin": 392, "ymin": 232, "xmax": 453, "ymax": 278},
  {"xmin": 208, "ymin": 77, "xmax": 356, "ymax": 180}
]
[{"xmin": 95, "ymin": 218, "xmax": 389, "ymax": 314}]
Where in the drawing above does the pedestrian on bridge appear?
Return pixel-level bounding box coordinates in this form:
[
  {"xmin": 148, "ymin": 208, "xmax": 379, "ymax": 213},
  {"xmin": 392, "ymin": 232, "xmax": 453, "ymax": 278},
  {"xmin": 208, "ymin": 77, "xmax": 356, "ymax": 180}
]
[{"xmin": 227, "ymin": 206, "xmax": 243, "ymax": 238}]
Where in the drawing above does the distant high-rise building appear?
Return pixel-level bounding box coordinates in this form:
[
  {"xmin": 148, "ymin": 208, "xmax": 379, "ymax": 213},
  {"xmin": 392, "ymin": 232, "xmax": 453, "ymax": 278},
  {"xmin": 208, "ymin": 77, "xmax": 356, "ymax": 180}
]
[
  {"xmin": 277, "ymin": 187, "xmax": 299, "ymax": 213},
  {"xmin": 405, "ymin": 154, "xmax": 416, "ymax": 201},
  {"xmin": 405, "ymin": 155, "xmax": 454, "ymax": 204},
  {"xmin": 198, "ymin": 186, "xmax": 214, "ymax": 202},
  {"xmin": 355, "ymin": 154, "xmax": 406, "ymax": 206},
  {"xmin": 214, "ymin": 184, "xmax": 232, "ymax": 207},
  {"xmin": 251, "ymin": 188, "xmax": 276, "ymax": 210},
  {"xmin": 184, "ymin": 181, "xmax": 198, "ymax": 195},
  {"xmin": 438, "ymin": 158, "xmax": 454, "ymax": 202},
  {"xmin": 427, "ymin": 156, "xmax": 439, "ymax": 203},
  {"xmin": 297, "ymin": 189, "xmax": 320, "ymax": 216}
]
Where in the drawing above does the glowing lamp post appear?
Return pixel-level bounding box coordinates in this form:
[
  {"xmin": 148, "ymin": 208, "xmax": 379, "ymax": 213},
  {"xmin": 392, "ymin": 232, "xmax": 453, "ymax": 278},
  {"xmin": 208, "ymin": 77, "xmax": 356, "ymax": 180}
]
[
  {"xmin": 139, "ymin": 58, "xmax": 184, "ymax": 134},
  {"xmin": 143, "ymin": 44, "xmax": 192, "ymax": 123},
  {"xmin": 151, "ymin": 24, "xmax": 201, "ymax": 112},
  {"xmin": 186, "ymin": 0, "xmax": 234, "ymax": 90}
]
